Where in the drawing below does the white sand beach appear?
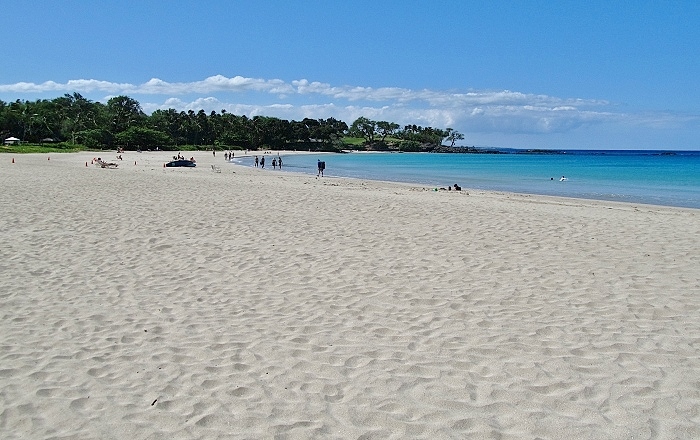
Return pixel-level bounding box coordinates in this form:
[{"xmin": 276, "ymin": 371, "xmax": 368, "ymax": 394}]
[{"xmin": 1, "ymin": 151, "xmax": 699, "ymax": 439}]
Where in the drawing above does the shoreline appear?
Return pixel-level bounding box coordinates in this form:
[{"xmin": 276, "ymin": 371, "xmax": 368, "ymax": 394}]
[
  {"xmin": 231, "ymin": 150, "xmax": 700, "ymax": 212},
  {"xmin": 4, "ymin": 149, "xmax": 699, "ymax": 212},
  {"xmin": 1, "ymin": 151, "xmax": 699, "ymax": 438}
]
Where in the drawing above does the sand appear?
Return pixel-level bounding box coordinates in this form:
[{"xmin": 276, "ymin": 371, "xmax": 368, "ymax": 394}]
[{"xmin": 1, "ymin": 151, "xmax": 699, "ymax": 439}]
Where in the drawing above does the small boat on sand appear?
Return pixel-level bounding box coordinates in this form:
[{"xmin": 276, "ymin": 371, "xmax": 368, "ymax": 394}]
[{"xmin": 165, "ymin": 159, "xmax": 196, "ymax": 167}]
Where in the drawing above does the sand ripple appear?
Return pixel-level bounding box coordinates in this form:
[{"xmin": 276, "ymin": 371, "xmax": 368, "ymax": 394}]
[{"xmin": 1, "ymin": 152, "xmax": 699, "ymax": 439}]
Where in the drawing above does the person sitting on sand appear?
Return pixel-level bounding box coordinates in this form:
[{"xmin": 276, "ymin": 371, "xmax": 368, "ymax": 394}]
[
  {"xmin": 95, "ymin": 158, "xmax": 118, "ymax": 168},
  {"xmin": 453, "ymin": 184, "xmax": 461, "ymax": 191}
]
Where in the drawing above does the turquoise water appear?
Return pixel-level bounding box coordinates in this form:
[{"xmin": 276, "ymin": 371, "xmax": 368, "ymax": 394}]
[{"xmin": 234, "ymin": 151, "xmax": 700, "ymax": 209}]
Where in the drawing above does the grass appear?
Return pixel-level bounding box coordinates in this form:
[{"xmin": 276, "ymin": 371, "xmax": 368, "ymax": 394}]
[
  {"xmin": 341, "ymin": 137, "xmax": 366, "ymax": 146},
  {"xmin": 1, "ymin": 143, "xmax": 85, "ymax": 154}
]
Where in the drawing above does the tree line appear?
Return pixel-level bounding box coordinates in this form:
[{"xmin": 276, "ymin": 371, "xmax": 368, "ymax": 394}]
[{"xmin": 0, "ymin": 93, "xmax": 464, "ymax": 151}]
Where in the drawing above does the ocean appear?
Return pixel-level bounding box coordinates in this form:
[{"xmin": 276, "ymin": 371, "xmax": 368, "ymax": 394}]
[{"xmin": 233, "ymin": 150, "xmax": 700, "ymax": 209}]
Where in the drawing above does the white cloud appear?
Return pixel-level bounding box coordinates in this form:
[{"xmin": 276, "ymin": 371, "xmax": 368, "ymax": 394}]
[
  {"xmin": 2, "ymin": 74, "xmax": 696, "ymax": 137},
  {"xmin": 0, "ymin": 75, "xmax": 603, "ymax": 108}
]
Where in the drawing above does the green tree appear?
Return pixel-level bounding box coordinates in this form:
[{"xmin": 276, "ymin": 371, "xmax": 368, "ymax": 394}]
[
  {"xmin": 3, "ymin": 100, "xmax": 30, "ymax": 141},
  {"xmin": 376, "ymin": 121, "xmax": 399, "ymax": 143},
  {"xmin": 196, "ymin": 109, "xmax": 210, "ymax": 145},
  {"xmin": 114, "ymin": 126, "xmax": 171, "ymax": 150},
  {"xmin": 444, "ymin": 128, "xmax": 465, "ymax": 147},
  {"xmin": 0, "ymin": 92, "xmax": 466, "ymax": 154},
  {"xmin": 107, "ymin": 95, "xmax": 145, "ymax": 135},
  {"xmin": 53, "ymin": 93, "xmax": 104, "ymax": 144},
  {"xmin": 349, "ymin": 117, "xmax": 377, "ymax": 145},
  {"xmin": 219, "ymin": 113, "xmax": 251, "ymax": 148},
  {"xmin": 149, "ymin": 109, "xmax": 183, "ymax": 146},
  {"xmin": 290, "ymin": 120, "xmax": 311, "ymax": 143},
  {"xmin": 75, "ymin": 129, "xmax": 111, "ymax": 149},
  {"xmin": 316, "ymin": 117, "xmax": 348, "ymax": 146},
  {"xmin": 302, "ymin": 118, "xmax": 320, "ymax": 141}
]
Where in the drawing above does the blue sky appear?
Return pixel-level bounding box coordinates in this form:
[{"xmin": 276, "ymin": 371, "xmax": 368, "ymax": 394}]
[{"xmin": 1, "ymin": 1, "xmax": 698, "ymax": 150}]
